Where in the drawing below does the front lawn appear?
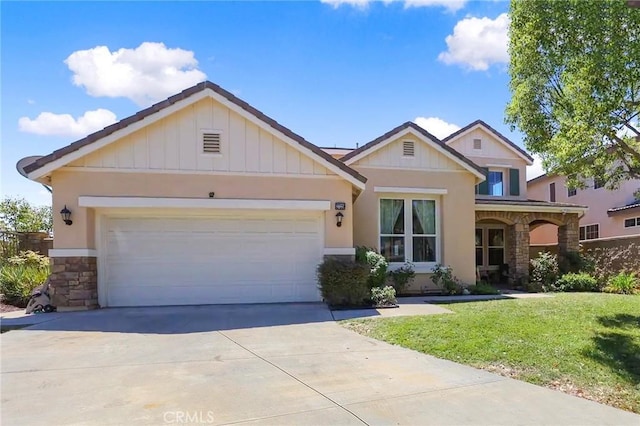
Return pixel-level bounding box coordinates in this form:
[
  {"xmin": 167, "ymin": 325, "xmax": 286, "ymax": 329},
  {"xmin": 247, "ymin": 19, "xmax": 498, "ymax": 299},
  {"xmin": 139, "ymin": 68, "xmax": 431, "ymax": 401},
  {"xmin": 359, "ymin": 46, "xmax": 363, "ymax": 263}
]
[{"xmin": 342, "ymin": 293, "xmax": 640, "ymax": 413}]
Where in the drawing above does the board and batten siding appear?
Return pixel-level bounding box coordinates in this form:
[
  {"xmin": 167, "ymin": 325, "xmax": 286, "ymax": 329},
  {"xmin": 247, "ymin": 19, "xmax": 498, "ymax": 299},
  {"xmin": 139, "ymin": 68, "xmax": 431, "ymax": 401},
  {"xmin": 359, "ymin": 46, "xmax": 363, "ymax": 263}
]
[
  {"xmin": 351, "ymin": 133, "xmax": 465, "ymax": 171},
  {"xmin": 67, "ymin": 98, "xmax": 332, "ymax": 177},
  {"xmin": 446, "ymin": 128, "xmax": 522, "ymax": 161}
]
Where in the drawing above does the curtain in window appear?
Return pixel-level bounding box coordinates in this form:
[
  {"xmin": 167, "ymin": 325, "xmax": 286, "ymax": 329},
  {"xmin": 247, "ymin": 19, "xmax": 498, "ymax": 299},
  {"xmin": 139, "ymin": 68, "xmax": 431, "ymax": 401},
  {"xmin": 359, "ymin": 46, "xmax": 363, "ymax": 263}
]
[
  {"xmin": 380, "ymin": 199, "xmax": 404, "ymax": 234},
  {"xmin": 412, "ymin": 200, "xmax": 435, "ymax": 234}
]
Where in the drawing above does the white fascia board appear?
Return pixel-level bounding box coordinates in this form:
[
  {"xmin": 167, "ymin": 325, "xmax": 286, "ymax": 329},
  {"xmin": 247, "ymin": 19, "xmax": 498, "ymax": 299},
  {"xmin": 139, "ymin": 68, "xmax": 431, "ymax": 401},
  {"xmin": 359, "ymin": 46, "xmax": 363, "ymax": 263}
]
[
  {"xmin": 79, "ymin": 196, "xmax": 331, "ymax": 211},
  {"xmin": 374, "ymin": 186, "xmax": 448, "ymax": 195},
  {"xmin": 49, "ymin": 249, "xmax": 98, "ymax": 258},
  {"xmin": 27, "ymin": 91, "xmax": 211, "ymax": 180},
  {"xmin": 475, "ymin": 203, "xmax": 588, "ymax": 214},
  {"xmin": 323, "ymin": 248, "xmax": 356, "ymax": 255},
  {"xmin": 485, "ymin": 163, "xmax": 514, "ymax": 168},
  {"xmin": 204, "ymin": 89, "xmax": 365, "ymax": 191}
]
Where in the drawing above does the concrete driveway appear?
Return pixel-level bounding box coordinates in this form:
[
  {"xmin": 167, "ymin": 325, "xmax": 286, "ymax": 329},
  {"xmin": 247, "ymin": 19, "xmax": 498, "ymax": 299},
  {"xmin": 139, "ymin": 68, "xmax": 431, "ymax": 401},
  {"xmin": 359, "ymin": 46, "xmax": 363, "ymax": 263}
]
[{"xmin": 1, "ymin": 304, "xmax": 638, "ymax": 425}]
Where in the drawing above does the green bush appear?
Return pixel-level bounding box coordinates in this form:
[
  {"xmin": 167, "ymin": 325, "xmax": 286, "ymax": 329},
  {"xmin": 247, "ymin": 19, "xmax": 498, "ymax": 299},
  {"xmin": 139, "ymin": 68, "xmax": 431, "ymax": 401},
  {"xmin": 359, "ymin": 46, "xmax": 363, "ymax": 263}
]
[
  {"xmin": 468, "ymin": 281, "xmax": 501, "ymax": 295},
  {"xmin": 431, "ymin": 264, "xmax": 463, "ymax": 295},
  {"xmin": 388, "ymin": 263, "xmax": 415, "ymax": 294},
  {"xmin": 356, "ymin": 246, "xmax": 388, "ymax": 288},
  {"xmin": 559, "ymin": 250, "xmax": 595, "ymax": 274},
  {"xmin": 554, "ymin": 272, "xmax": 599, "ymax": 292},
  {"xmin": 6, "ymin": 250, "xmax": 50, "ymax": 268},
  {"xmin": 0, "ymin": 263, "xmax": 50, "ymax": 307},
  {"xmin": 317, "ymin": 258, "xmax": 370, "ymax": 307},
  {"xmin": 530, "ymin": 252, "xmax": 559, "ymax": 291},
  {"xmin": 371, "ymin": 286, "xmax": 397, "ymax": 306},
  {"xmin": 603, "ymin": 272, "xmax": 639, "ymax": 295}
]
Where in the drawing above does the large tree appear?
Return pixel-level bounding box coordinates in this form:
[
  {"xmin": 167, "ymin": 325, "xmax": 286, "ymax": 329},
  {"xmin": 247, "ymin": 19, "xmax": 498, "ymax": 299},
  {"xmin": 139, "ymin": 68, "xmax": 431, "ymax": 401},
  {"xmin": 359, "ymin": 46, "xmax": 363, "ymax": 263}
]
[
  {"xmin": 0, "ymin": 197, "xmax": 52, "ymax": 234},
  {"xmin": 506, "ymin": 0, "xmax": 640, "ymax": 190}
]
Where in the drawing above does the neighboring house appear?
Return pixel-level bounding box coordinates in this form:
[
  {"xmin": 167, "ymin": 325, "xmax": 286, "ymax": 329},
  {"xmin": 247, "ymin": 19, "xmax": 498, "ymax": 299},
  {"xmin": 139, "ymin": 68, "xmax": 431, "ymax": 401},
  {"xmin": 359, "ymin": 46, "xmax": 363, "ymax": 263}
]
[
  {"xmin": 19, "ymin": 81, "xmax": 587, "ymax": 309},
  {"xmin": 528, "ymin": 174, "xmax": 640, "ymax": 244}
]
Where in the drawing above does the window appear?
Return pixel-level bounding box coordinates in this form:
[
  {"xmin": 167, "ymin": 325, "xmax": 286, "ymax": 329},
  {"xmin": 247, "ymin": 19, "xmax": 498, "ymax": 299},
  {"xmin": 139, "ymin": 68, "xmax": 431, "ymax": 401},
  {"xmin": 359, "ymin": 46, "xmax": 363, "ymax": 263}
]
[
  {"xmin": 579, "ymin": 224, "xmax": 599, "ymax": 241},
  {"xmin": 475, "ymin": 228, "xmax": 483, "ymax": 266},
  {"xmin": 488, "ymin": 171, "xmax": 504, "ymax": 196},
  {"xmin": 594, "ymin": 178, "xmax": 604, "ymax": 189},
  {"xmin": 380, "ymin": 198, "xmax": 437, "ymax": 264},
  {"xmin": 402, "ymin": 140, "xmax": 415, "ymax": 157},
  {"xmin": 487, "ymin": 229, "xmax": 505, "ymax": 266},
  {"xmin": 473, "ymin": 139, "xmax": 482, "ymax": 150},
  {"xmin": 549, "ymin": 182, "xmax": 556, "ymax": 202},
  {"xmin": 624, "ymin": 217, "xmax": 640, "ymax": 228},
  {"xmin": 475, "ymin": 227, "xmax": 505, "ymax": 269},
  {"xmin": 568, "ymin": 187, "xmax": 577, "ymax": 197}
]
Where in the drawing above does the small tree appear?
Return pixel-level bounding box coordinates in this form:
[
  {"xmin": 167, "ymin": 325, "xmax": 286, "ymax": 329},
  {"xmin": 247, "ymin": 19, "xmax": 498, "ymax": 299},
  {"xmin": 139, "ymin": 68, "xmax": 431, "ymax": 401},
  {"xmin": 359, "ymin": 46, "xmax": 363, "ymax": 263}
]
[{"xmin": 0, "ymin": 197, "xmax": 52, "ymax": 234}]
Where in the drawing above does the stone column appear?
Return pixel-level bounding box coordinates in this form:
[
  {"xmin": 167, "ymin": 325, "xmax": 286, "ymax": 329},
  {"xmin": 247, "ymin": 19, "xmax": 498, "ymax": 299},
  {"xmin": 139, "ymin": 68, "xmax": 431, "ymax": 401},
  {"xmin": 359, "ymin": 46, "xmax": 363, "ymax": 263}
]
[
  {"xmin": 507, "ymin": 220, "xmax": 530, "ymax": 284},
  {"xmin": 558, "ymin": 214, "xmax": 580, "ymax": 260},
  {"xmin": 49, "ymin": 257, "xmax": 98, "ymax": 310}
]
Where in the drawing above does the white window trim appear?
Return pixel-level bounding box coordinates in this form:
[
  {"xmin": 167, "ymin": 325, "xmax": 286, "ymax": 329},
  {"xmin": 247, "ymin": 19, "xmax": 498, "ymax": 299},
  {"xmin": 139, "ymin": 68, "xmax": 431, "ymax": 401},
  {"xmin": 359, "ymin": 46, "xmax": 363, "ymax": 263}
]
[
  {"xmin": 374, "ymin": 186, "xmax": 448, "ymax": 195},
  {"xmin": 579, "ymin": 223, "xmax": 600, "ymax": 241},
  {"xmin": 624, "ymin": 217, "xmax": 639, "ymax": 228},
  {"xmin": 378, "ymin": 197, "xmax": 441, "ymax": 273},
  {"xmin": 200, "ymin": 128, "xmax": 224, "ymax": 157}
]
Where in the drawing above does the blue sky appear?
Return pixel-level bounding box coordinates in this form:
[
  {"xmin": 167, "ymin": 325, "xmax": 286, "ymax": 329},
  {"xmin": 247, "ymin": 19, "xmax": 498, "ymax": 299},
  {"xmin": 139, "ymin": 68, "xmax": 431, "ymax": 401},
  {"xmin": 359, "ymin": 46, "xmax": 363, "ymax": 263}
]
[{"xmin": 1, "ymin": 0, "xmax": 540, "ymax": 206}]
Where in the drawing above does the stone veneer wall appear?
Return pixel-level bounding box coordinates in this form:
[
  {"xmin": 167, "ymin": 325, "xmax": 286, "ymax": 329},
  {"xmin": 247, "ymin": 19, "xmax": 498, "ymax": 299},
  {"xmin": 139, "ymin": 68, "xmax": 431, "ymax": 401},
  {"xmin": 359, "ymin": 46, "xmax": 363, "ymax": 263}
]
[{"xmin": 49, "ymin": 257, "xmax": 98, "ymax": 309}]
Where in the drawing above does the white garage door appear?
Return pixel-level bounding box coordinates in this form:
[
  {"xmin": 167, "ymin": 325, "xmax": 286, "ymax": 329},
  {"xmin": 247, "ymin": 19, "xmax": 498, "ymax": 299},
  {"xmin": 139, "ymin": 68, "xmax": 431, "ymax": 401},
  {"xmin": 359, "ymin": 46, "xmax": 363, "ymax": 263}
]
[{"xmin": 102, "ymin": 212, "xmax": 324, "ymax": 307}]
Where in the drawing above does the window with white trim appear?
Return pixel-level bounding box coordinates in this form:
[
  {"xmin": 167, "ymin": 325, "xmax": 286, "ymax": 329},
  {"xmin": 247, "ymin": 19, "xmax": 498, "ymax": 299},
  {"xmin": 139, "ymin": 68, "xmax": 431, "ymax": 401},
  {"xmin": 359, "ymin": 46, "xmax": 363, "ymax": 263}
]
[
  {"xmin": 579, "ymin": 224, "xmax": 599, "ymax": 241},
  {"xmin": 379, "ymin": 198, "xmax": 437, "ymax": 265},
  {"xmin": 624, "ymin": 217, "xmax": 639, "ymax": 228}
]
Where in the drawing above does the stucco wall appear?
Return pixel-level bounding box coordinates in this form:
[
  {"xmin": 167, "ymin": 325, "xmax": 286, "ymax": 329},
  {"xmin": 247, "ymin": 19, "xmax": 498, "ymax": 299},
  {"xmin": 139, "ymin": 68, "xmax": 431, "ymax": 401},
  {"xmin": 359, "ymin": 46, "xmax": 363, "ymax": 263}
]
[
  {"xmin": 528, "ymin": 175, "xmax": 640, "ymax": 243},
  {"xmin": 51, "ymin": 170, "xmax": 353, "ymax": 250},
  {"xmin": 350, "ymin": 167, "xmax": 477, "ymax": 285}
]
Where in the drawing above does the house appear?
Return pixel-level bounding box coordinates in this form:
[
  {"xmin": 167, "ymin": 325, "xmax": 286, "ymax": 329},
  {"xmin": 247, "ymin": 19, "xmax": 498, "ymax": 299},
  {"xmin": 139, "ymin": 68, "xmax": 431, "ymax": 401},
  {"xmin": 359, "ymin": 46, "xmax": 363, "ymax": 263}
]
[
  {"xmin": 528, "ymin": 174, "xmax": 640, "ymax": 245},
  {"xmin": 20, "ymin": 81, "xmax": 587, "ymax": 309}
]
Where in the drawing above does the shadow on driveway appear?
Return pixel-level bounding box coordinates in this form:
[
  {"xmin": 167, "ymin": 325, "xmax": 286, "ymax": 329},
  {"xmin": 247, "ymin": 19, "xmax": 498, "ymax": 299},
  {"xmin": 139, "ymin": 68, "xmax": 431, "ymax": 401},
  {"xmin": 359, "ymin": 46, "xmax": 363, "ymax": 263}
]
[{"xmin": 4, "ymin": 303, "xmax": 334, "ymax": 334}]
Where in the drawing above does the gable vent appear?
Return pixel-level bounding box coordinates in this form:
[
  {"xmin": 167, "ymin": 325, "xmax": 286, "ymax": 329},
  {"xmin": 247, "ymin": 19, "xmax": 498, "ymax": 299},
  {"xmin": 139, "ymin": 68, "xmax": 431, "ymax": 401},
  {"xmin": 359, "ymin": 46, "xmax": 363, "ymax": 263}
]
[
  {"xmin": 473, "ymin": 138, "xmax": 482, "ymax": 150},
  {"xmin": 203, "ymin": 132, "xmax": 221, "ymax": 154},
  {"xmin": 403, "ymin": 140, "xmax": 415, "ymax": 157}
]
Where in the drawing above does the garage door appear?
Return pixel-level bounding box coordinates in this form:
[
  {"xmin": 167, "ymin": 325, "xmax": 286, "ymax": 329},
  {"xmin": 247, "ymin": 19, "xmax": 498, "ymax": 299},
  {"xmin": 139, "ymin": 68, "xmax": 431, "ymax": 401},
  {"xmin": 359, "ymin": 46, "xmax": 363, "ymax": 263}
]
[{"xmin": 102, "ymin": 212, "xmax": 324, "ymax": 306}]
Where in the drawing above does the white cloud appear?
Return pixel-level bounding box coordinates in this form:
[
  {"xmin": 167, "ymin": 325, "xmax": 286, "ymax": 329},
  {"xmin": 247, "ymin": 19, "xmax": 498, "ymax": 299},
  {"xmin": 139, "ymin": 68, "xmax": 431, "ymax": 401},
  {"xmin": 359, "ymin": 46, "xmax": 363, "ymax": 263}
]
[
  {"xmin": 321, "ymin": 0, "xmax": 371, "ymax": 8},
  {"xmin": 404, "ymin": 0, "xmax": 466, "ymax": 12},
  {"xmin": 18, "ymin": 109, "xmax": 117, "ymax": 137},
  {"xmin": 65, "ymin": 42, "xmax": 207, "ymax": 106},
  {"xmin": 526, "ymin": 154, "xmax": 546, "ymax": 180},
  {"xmin": 414, "ymin": 116, "xmax": 461, "ymax": 139},
  {"xmin": 321, "ymin": 0, "xmax": 465, "ymax": 11},
  {"xmin": 438, "ymin": 13, "xmax": 510, "ymax": 71}
]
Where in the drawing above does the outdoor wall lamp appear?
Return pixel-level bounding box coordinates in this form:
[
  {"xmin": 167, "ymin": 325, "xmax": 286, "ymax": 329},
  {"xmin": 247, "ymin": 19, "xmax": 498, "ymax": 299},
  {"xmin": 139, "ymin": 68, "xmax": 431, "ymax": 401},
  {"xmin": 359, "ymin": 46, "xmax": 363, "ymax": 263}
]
[
  {"xmin": 60, "ymin": 205, "xmax": 73, "ymax": 226},
  {"xmin": 335, "ymin": 212, "xmax": 344, "ymax": 227}
]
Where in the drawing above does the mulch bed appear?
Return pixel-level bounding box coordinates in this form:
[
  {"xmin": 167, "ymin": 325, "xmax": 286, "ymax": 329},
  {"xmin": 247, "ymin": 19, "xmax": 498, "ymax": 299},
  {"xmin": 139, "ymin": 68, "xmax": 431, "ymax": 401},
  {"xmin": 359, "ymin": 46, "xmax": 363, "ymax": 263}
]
[{"xmin": 0, "ymin": 302, "xmax": 22, "ymax": 313}]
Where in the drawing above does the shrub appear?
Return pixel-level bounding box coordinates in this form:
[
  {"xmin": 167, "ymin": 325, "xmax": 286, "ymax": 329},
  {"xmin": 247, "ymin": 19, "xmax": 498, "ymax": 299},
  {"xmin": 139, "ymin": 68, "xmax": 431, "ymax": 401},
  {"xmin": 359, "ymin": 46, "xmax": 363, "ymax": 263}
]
[
  {"xmin": 388, "ymin": 263, "xmax": 415, "ymax": 294},
  {"xmin": 7, "ymin": 250, "xmax": 50, "ymax": 268},
  {"xmin": 468, "ymin": 281, "xmax": 501, "ymax": 295},
  {"xmin": 559, "ymin": 250, "xmax": 595, "ymax": 274},
  {"xmin": 371, "ymin": 286, "xmax": 397, "ymax": 306},
  {"xmin": 530, "ymin": 252, "xmax": 559, "ymax": 291},
  {"xmin": 356, "ymin": 246, "xmax": 388, "ymax": 288},
  {"xmin": 603, "ymin": 272, "xmax": 639, "ymax": 295},
  {"xmin": 317, "ymin": 258, "xmax": 370, "ymax": 307},
  {"xmin": 554, "ymin": 272, "xmax": 599, "ymax": 292},
  {"xmin": 0, "ymin": 263, "xmax": 50, "ymax": 307},
  {"xmin": 431, "ymin": 264, "xmax": 463, "ymax": 295}
]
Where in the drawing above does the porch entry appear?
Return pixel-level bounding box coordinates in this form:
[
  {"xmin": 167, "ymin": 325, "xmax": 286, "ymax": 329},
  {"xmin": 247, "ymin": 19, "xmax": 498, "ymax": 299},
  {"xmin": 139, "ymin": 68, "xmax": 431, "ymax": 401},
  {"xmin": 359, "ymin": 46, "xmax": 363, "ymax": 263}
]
[{"xmin": 475, "ymin": 224, "xmax": 508, "ymax": 283}]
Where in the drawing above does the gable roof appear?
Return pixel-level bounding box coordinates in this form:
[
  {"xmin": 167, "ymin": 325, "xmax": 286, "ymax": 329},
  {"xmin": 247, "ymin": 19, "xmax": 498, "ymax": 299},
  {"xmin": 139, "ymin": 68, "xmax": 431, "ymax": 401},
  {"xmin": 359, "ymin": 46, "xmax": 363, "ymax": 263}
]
[
  {"xmin": 23, "ymin": 81, "xmax": 367, "ymax": 188},
  {"xmin": 441, "ymin": 119, "xmax": 534, "ymax": 165},
  {"xmin": 340, "ymin": 121, "xmax": 486, "ymax": 180}
]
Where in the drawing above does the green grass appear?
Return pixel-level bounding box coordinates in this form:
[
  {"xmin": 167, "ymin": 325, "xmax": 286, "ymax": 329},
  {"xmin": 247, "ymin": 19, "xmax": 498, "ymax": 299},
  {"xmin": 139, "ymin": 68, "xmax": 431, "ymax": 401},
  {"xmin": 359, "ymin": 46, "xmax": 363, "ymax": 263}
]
[{"xmin": 342, "ymin": 293, "xmax": 640, "ymax": 413}]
